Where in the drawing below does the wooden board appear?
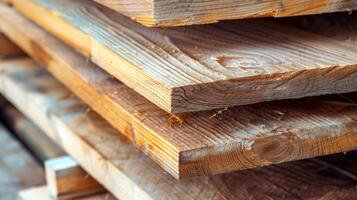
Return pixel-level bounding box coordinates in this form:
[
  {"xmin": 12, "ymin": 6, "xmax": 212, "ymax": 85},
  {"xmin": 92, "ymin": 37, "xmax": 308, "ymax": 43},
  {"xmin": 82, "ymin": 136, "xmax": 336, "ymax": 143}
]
[
  {"xmin": 1, "ymin": 58, "xmax": 357, "ymax": 200},
  {"xmin": 0, "ymin": 103, "xmax": 66, "ymax": 162},
  {"xmin": 45, "ymin": 156, "xmax": 104, "ymax": 200},
  {"xmin": 6, "ymin": 0, "xmax": 357, "ymax": 113},
  {"xmin": 0, "ymin": 120, "xmax": 45, "ymax": 199},
  {"xmin": 0, "ymin": 103, "xmax": 111, "ymax": 199},
  {"xmin": 18, "ymin": 186, "xmax": 116, "ymax": 200},
  {"xmin": 93, "ymin": 0, "xmax": 357, "ymax": 27},
  {"xmin": 0, "ymin": 33, "xmax": 23, "ymax": 57},
  {"xmin": 1, "ymin": 4, "xmax": 357, "ymax": 179}
]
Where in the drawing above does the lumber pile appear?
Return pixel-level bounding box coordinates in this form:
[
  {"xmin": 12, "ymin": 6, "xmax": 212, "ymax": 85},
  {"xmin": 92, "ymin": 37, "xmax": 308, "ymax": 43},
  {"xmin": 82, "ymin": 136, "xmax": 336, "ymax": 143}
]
[
  {"xmin": 0, "ymin": 56, "xmax": 355, "ymax": 199},
  {"xmin": 0, "ymin": 0, "xmax": 356, "ymax": 199}
]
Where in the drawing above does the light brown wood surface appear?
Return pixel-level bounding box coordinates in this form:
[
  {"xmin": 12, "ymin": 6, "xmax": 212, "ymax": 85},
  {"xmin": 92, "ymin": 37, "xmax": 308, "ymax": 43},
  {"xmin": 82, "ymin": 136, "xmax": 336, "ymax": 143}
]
[
  {"xmin": 7, "ymin": 0, "xmax": 357, "ymax": 113},
  {"xmin": 18, "ymin": 186, "xmax": 116, "ymax": 200},
  {"xmin": 0, "ymin": 120, "xmax": 45, "ymax": 199},
  {"xmin": 1, "ymin": 57, "xmax": 357, "ymax": 200},
  {"xmin": 0, "ymin": 33, "xmax": 23, "ymax": 57},
  {"xmin": 95, "ymin": 0, "xmax": 357, "ymax": 27},
  {"xmin": 45, "ymin": 156, "xmax": 104, "ymax": 200},
  {"xmin": 1, "ymin": 4, "xmax": 357, "ymax": 179}
]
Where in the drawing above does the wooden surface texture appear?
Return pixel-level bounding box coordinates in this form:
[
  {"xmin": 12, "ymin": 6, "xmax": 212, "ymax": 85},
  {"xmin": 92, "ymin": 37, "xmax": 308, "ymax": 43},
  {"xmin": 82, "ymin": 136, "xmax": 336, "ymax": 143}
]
[
  {"xmin": 6, "ymin": 0, "xmax": 357, "ymax": 113},
  {"xmin": 94, "ymin": 0, "xmax": 357, "ymax": 27},
  {"xmin": 0, "ymin": 4, "xmax": 357, "ymax": 179},
  {"xmin": 45, "ymin": 156, "xmax": 104, "ymax": 200},
  {"xmin": 0, "ymin": 57, "xmax": 356, "ymax": 199}
]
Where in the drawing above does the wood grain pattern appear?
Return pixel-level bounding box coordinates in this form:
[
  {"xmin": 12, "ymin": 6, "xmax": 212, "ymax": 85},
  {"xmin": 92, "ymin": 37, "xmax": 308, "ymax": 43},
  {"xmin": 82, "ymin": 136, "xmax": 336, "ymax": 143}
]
[
  {"xmin": 1, "ymin": 58, "xmax": 357, "ymax": 200},
  {"xmin": 0, "ymin": 120, "xmax": 44, "ymax": 199},
  {"xmin": 94, "ymin": 0, "xmax": 357, "ymax": 27},
  {"xmin": 45, "ymin": 156, "xmax": 104, "ymax": 200},
  {"xmin": 18, "ymin": 186, "xmax": 116, "ymax": 200},
  {"xmin": 7, "ymin": 0, "xmax": 357, "ymax": 113},
  {"xmin": 1, "ymin": 4, "xmax": 357, "ymax": 179}
]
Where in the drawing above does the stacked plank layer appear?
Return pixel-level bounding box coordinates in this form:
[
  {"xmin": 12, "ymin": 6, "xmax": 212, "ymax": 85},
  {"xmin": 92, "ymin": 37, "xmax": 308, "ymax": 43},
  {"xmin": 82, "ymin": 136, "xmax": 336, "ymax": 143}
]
[
  {"xmin": 93, "ymin": 0, "xmax": 357, "ymax": 27},
  {"xmin": 0, "ymin": 57, "xmax": 356, "ymax": 199},
  {"xmin": 5, "ymin": 0, "xmax": 357, "ymax": 113}
]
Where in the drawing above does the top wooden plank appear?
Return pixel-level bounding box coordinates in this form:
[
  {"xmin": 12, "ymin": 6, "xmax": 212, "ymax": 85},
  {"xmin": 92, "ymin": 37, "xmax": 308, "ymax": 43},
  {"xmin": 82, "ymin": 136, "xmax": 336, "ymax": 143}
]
[
  {"xmin": 1, "ymin": 3, "xmax": 357, "ymax": 179},
  {"xmin": 93, "ymin": 0, "xmax": 357, "ymax": 27},
  {"xmin": 8, "ymin": 0, "xmax": 357, "ymax": 113}
]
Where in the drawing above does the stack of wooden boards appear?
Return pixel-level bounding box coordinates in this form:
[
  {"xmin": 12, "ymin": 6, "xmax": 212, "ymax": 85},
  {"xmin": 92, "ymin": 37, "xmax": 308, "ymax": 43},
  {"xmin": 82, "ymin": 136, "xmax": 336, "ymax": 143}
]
[{"xmin": 0, "ymin": 0, "xmax": 356, "ymax": 199}]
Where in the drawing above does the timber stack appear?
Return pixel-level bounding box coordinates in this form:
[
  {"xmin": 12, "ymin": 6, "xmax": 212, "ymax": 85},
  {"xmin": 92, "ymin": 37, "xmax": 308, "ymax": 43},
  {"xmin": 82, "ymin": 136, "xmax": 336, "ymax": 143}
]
[{"xmin": 0, "ymin": 0, "xmax": 356, "ymax": 199}]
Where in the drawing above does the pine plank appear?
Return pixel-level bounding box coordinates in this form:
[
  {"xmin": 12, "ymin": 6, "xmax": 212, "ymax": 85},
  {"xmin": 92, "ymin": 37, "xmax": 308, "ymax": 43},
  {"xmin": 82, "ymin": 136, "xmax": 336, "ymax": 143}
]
[
  {"xmin": 6, "ymin": 0, "xmax": 357, "ymax": 113},
  {"xmin": 1, "ymin": 4, "xmax": 357, "ymax": 179},
  {"xmin": 18, "ymin": 186, "xmax": 116, "ymax": 200},
  {"xmin": 0, "ymin": 120, "xmax": 44, "ymax": 199},
  {"xmin": 1, "ymin": 58, "xmax": 357, "ymax": 200},
  {"xmin": 0, "ymin": 102, "xmax": 111, "ymax": 199},
  {"xmin": 94, "ymin": 0, "xmax": 357, "ymax": 27},
  {"xmin": 45, "ymin": 156, "xmax": 104, "ymax": 200}
]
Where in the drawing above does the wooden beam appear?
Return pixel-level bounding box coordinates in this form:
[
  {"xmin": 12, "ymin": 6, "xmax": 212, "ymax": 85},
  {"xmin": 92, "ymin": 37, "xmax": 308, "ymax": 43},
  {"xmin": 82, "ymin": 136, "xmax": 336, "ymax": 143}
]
[
  {"xmin": 0, "ymin": 58, "xmax": 357, "ymax": 200},
  {"xmin": 94, "ymin": 0, "xmax": 357, "ymax": 27},
  {"xmin": 0, "ymin": 102, "xmax": 108, "ymax": 199},
  {"xmin": 0, "ymin": 120, "xmax": 44, "ymax": 199},
  {"xmin": 0, "ymin": 103, "xmax": 66, "ymax": 162},
  {"xmin": 1, "ymin": 4, "xmax": 357, "ymax": 179},
  {"xmin": 18, "ymin": 186, "xmax": 115, "ymax": 200},
  {"xmin": 0, "ymin": 33, "xmax": 23, "ymax": 57},
  {"xmin": 45, "ymin": 156, "xmax": 105, "ymax": 200},
  {"xmin": 0, "ymin": 98, "xmax": 109, "ymax": 199},
  {"xmin": 6, "ymin": 0, "xmax": 357, "ymax": 113}
]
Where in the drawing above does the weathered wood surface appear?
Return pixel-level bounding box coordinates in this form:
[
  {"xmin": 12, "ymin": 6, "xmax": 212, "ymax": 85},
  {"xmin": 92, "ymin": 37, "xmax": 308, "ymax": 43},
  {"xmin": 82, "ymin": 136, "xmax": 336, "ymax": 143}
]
[
  {"xmin": 0, "ymin": 33, "xmax": 23, "ymax": 57},
  {"xmin": 6, "ymin": 0, "xmax": 357, "ymax": 113},
  {"xmin": 0, "ymin": 103, "xmax": 65, "ymax": 162},
  {"xmin": 18, "ymin": 186, "xmax": 116, "ymax": 200},
  {"xmin": 1, "ymin": 58, "xmax": 357, "ymax": 199},
  {"xmin": 45, "ymin": 156, "xmax": 104, "ymax": 200},
  {"xmin": 1, "ymin": 4, "xmax": 357, "ymax": 179},
  {"xmin": 0, "ymin": 120, "xmax": 44, "ymax": 199},
  {"xmin": 94, "ymin": 0, "xmax": 357, "ymax": 27}
]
